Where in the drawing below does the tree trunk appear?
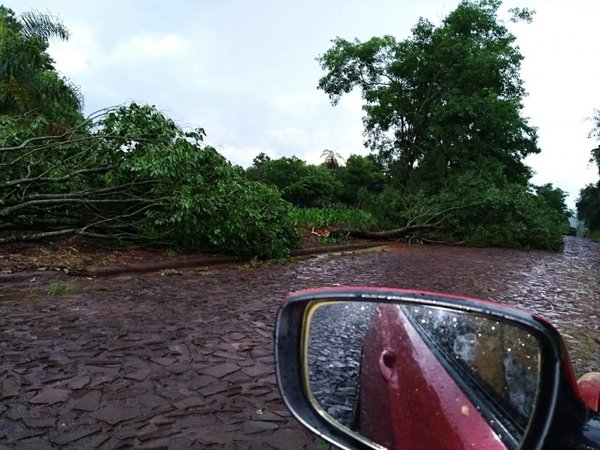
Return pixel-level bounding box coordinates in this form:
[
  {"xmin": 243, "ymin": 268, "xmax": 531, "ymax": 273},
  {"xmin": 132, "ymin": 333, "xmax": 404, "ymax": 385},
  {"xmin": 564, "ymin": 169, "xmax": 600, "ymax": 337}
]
[{"xmin": 331, "ymin": 223, "xmax": 439, "ymax": 240}]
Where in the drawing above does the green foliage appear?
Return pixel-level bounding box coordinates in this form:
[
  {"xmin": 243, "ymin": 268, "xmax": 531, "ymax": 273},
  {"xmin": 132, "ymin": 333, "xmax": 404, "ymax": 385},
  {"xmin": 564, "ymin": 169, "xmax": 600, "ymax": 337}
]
[
  {"xmin": 282, "ymin": 165, "xmax": 342, "ymax": 207},
  {"xmin": 318, "ymin": 0, "xmax": 537, "ymax": 188},
  {"xmin": 0, "ymin": 6, "xmax": 301, "ymax": 259},
  {"xmin": 148, "ymin": 167, "xmax": 301, "ymax": 258},
  {"xmin": 357, "ymin": 169, "xmax": 566, "ymax": 250},
  {"xmin": 0, "ymin": 6, "xmax": 83, "ymax": 128},
  {"xmin": 356, "ymin": 185, "xmax": 433, "ymax": 230},
  {"xmin": 314, "ymin": 0, "xmax": 569, "ymax": 251},
  {"xmin": 456, "ymin": 185, "xmax": 566, "ymax": 251},
  {"xmin": 508, "ymin": 6, "xmax": 535, "ymax": 23},
  {"xmin": 427, "ymin": 170, "xmax": 566, "ymax": 250},
  {"xmin": 0, "ymin": 3, "xmax": 571, "ymax": 256},
  {"xmin": 0, "ymin": 113, "xmax": 83, "ymax": 189},
  {"xmin": 256, "ymin": 156, "xmax": 306, "ymax": 188},
  {"xmin": 291, "ymin": 205, "xmax": 377, "ymax": 230},
  {"xmin": 335, "ymin": 154, "xmax": 385, "ymax": 206},
  {"xmin": 47, "ymin": 280, "xmax": 77, "ymax": 297},
  {"xmin": 589, "ymin": 230, "xmax": 600, "ymax": 243},
  {"xmin": 577, "ymin": 110, "xmax": 600, "ymax": 234},
  {"xmin": 247, "ymin": 155, "xmax": 342, "ymax": 207},
  {"xmin": 577, "ymin": 183, "xmax": 600, "ymax": 232},
  {"xmin": 1, "ymin": 103, "xmax": 300, "ymax": 258},
  {"xmin": 245, "ymin": 152, "xmax": 271, "ymax": 181},
  {"xmin": 99, "ymin": 104, "xmax": 301, "ymax": 258},
  {"xmin": 534, "ymin": 183, "xmax": 572, "ymax": 230},
  {"xmin": 320, "ymin": 149, "xmax": 344, "ymax": 171}
]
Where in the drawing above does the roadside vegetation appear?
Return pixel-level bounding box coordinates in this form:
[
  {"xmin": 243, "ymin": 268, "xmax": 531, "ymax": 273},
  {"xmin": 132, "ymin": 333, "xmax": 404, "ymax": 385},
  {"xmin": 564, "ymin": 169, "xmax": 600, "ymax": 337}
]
[
  {"xmin": 290, "ymin": 206, "xmax": 377, "ymax": 231},
  {"xmin": 576, "ymin": 110, "xmax": 600, "ymax": 242},
  {"xmin": 0, "ymin": 2, "xmax": 577, "ymax": 259}
]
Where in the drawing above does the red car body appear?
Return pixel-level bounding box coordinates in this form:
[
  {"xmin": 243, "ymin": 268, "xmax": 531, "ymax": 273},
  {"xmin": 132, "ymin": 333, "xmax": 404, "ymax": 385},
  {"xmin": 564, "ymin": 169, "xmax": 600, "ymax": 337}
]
[
  {"xmin": 358, "ymin": 304, "xmax": 508, "ymax": 449},
  {"xmin": 274, "ymin": 288, "xmax": 600, "ymax": 450}
]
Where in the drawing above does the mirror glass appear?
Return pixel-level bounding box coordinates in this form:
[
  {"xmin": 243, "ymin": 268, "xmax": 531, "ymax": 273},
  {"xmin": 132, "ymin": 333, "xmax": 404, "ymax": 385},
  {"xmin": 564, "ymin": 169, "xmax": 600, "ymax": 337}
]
[{"xmin": 305, "ymin": 301, "xmax": 541, "ymax": 450}]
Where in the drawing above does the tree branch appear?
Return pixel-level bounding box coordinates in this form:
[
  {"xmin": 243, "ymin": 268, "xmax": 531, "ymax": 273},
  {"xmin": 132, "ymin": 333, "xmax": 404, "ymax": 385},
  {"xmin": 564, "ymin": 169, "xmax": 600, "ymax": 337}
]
[
  {"xmin": 1, "ymin": 164, "xmax": 118, "ymax": 189},
  {"xmin": 0, "ymin": 197, "xmax": 156, "ymax": 217},
  {"xmin": 22, "ymin": 180, "xmax": 157, "ymax": 200}
]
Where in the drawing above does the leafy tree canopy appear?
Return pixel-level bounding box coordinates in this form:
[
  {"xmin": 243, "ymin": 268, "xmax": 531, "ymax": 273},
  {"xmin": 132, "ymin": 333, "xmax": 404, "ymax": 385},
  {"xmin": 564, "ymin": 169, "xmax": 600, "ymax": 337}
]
[
  {"xmin": 246, "ymin": 155, "xmax": 341, "ymax": 207},
  {"xmin": 1, "ymin": 103, "xmax": 300, "ymax": 258},
  {"xmin": 320, "ymin": 149, "xmax": 344, "ymax": 171},
  {"xmin": 576, "ymin": 110, "xmax": 600, "ymax": 233},
  {"xmin": 335, "ymin": 154, "xmax": 385, "ymax": 206},
  {"xmin": 315, "ymin": 0, "xmax": 571, "ymax": 250},
  {"xmin": 282, "ymin": 164, "xmax": 341, "ymax": 207},
  {"xmin": 0, "ymin": 6, "xmax": 83, "ymax": 128},
  {"xmin": 317, "ymin": 0, "xmax": 537, "ymax": 188},
  {"xmin": 245, "ymin": 152, "xmax": 271, "ymax": 181},
  {"xmin": 577, "ymin": 184, "xmax": 600, "ymax": 232}
]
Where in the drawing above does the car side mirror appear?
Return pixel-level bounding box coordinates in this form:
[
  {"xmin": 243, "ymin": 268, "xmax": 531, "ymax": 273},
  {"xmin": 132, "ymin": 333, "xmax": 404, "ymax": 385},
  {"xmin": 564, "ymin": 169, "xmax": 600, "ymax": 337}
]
[{"xmin": 274, "ymin": 288, "xmax": 597, "ymax": 450}]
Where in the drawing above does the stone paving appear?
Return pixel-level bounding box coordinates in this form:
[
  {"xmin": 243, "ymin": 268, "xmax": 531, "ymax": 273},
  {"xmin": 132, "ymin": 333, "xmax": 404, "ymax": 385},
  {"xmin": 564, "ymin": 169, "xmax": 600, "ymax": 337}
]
[
  {"xmin": 0, "ymin": 263, "xmax": 324, "ymax": 449},
  {"xmin": 0, "ymin": 237, "xmax": 598, "ymax": 449}
]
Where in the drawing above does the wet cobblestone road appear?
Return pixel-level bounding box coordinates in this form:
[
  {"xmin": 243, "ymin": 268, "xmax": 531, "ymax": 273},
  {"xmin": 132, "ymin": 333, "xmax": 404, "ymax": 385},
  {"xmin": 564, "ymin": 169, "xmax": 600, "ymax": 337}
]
[{"xmin": 0, "ymin": 236, "xmax": 598, "ymax": 448}]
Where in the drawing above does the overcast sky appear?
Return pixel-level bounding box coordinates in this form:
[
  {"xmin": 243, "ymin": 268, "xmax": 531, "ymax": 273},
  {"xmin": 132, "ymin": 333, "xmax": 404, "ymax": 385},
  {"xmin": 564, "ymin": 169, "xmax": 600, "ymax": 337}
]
[{"xmin": 12, "ymin": 0, "xmax": 600, "ymax": 208}]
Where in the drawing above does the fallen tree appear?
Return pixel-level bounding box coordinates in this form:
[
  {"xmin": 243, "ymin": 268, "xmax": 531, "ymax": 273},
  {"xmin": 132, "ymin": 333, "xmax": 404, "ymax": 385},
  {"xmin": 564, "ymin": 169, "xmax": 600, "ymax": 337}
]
[
  {"xmin": 326, "ymin": 203, "xmax": 470, "ymax": 243},
  {"xmin": 0, "ymin": 104, "xmax": 300, "ymax": 258}
]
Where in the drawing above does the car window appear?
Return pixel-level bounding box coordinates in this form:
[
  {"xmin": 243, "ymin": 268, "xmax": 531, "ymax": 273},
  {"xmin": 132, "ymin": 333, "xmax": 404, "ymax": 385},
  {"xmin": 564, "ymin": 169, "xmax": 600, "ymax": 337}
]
[{"xmin": 401, "ymin": 305, "xmax": 540, "ymax": 430}]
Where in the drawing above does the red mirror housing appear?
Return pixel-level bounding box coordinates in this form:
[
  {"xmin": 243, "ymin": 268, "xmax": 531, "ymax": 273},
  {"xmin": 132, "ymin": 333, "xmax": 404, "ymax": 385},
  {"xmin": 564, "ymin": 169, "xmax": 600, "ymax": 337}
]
[{"xmin": 578, "ymin": 372, "xmax": 600, "ymax": 412}]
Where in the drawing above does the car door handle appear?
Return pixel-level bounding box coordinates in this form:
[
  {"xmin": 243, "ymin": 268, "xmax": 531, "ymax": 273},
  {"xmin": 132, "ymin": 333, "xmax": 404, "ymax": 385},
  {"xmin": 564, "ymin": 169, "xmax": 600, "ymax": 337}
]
[{"xmin": 379, "ymin": 348, "xmax": 396, "ymax": 382}]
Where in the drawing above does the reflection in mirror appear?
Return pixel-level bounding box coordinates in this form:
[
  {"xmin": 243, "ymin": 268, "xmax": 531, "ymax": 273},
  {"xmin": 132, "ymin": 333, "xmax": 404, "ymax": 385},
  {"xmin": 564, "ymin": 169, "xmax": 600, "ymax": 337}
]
[
  {"xmin": 305, "ymin": 301, "xmax": 541, "ymax": 450},
  {"xmin": 306, "ymin": 302, "xmax": 376, "ymax": 428}
]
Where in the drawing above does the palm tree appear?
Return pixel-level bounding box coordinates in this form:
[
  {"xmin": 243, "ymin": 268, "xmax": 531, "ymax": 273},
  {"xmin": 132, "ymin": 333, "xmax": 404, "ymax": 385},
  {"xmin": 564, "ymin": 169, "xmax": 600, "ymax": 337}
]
[
  {"xmin": 0, "ymin": 7, "xmax": 82, "ymax": 121},
  {"xmin": 321, "ymin": 149, "xmax": 344, "ymax": 171},
  {"xmin": 17, "ymin": 10, "xmax": 69, "ymax": 40}
]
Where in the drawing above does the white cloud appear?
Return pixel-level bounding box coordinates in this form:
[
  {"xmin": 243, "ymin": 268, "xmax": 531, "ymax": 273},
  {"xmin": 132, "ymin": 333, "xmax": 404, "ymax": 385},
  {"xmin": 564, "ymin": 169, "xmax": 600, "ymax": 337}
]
[
  {"xmin": 47, "ymin": 23, "xmax": 95, "ymax": 75},
  {"xmin": 114, "ymin": 34, "xmax": 190, "ymax": 60},
  {"xmin": 215, "ymin": 144, "xmax": 278, "ymax": 169},
  {"xmin": 507, "ymin": 0, "xmax": 600, "ymax": 207},
  {"xmin": 270, "ymin": 92, "xmax": 325, "ymax": 115}
]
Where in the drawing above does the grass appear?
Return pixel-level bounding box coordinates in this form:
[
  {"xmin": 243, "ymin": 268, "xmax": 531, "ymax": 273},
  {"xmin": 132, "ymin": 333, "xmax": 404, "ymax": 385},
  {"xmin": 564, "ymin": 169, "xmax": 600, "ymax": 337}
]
[
  {"xmin": 589, "ymin": 230, "xmax": 600, "ymax": 243},
  {"xmin": 475, "ymin": 280, "xmax": 490, "ymax": 295},
  {"xmin": 47, "ymin": 280, "xmax": 78, "ymax": 297},
  {"xmin": 291, "ymin": 206, "xmax": 377, "ymax": 230},
  {"xmin": 164, "ymin": 248, "xmax": 179, "ymax": 258},
  {"xmin": 27, "ymin": 287, "xmax": 41, "ymax": 300}
]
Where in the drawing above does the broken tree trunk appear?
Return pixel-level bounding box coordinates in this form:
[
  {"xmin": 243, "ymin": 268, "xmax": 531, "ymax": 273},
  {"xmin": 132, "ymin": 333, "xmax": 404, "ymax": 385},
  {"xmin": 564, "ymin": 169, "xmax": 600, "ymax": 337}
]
[{"xmin": 331, "ymin": 224, "xmax": 439, "ymax": 240}]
